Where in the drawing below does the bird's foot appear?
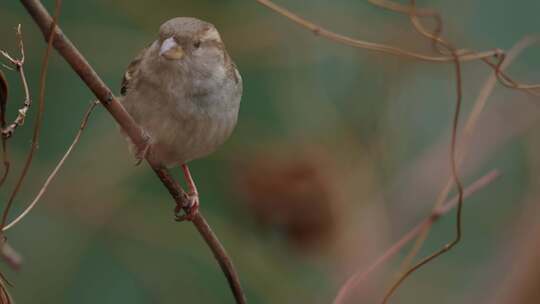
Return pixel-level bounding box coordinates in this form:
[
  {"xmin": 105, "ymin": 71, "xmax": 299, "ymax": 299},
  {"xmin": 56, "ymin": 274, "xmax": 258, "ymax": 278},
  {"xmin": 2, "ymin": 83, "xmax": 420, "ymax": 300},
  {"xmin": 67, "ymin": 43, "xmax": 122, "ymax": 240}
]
[
  {"xmin": 134, "ymin": 132, "xmax": 152, "ymax": 166},
  {"xmin": 175, "ymin": 193, "xmax": 200, "ymax": 222}
]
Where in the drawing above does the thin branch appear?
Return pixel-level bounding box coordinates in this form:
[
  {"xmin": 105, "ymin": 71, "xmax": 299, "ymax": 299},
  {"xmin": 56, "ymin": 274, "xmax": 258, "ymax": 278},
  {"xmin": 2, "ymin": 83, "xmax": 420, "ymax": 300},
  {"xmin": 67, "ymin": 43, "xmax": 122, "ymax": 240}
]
[
  {"xmin": 192, "ymin": 215, "xmax": 247, "ymax": 303},
  {"xmin": 332, "ymin": 169, "xmax": 500, "ymax": 304},
  {"xmin": 0, "ymin": 25, "xmax": 31, "ymax": 188},
  {"xmin": 398, "ymin": 35, "xmax": 540, "ymax": 277},
  {"xmin": 263, "ymin": 0, "xmax": 539, "ymax": 301},
  {"xmin": 2, "ymin": 101, "xmax": 99, "ymax": 232},
  {"xmin": 0, "ymin": 0, "xmax": 62, "ymax": 231},
  {"xmin": 378, "ymin": 2, "xmax": 538, "ymax": 301},
  {"xmin": 369, "ymin": 0, "xmax": 540, "ymax": 277},
  {"xmin": 381, "ymin": 41, "xmax": 464, "ymax": 304},
  {"xmin": 377, "ymin": 0, "xmax": 459, "ymax": 301},
  {"xmin": 256, "ymin": 0, "xmax": 502, "ymax": 62},
  {"xmin": 19, "ymin": 1, "xmax": 247, "ymax": 303},
  {"xmin": 254, "ymin": 2, "xmax": 488, "ymax": 302},
  {"xmin": 367, "ymin": 0, "xmax": 439, "ymax": 16},
  {"xmin": 256, "ymin": 0, "xmax": 540, "ymax": 91},
  {"xmin": 0, "ymin": 25, "xmax": 31, "ymax": 139}
]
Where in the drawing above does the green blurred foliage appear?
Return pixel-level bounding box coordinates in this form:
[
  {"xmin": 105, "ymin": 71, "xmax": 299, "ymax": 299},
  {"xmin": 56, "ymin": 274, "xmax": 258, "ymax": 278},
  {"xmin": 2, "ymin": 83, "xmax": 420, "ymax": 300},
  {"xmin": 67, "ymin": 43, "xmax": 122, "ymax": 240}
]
[{"xmin": 1, "ymin": 0, "xmax": 539, "ymax": 303}]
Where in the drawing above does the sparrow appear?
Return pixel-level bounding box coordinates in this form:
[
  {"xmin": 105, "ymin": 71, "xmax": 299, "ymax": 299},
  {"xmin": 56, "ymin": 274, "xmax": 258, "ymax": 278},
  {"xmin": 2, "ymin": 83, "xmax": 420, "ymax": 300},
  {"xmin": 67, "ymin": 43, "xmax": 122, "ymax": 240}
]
[{"xmin": 119, "ymin": 17, "xmax": 243, "ymax": 220}]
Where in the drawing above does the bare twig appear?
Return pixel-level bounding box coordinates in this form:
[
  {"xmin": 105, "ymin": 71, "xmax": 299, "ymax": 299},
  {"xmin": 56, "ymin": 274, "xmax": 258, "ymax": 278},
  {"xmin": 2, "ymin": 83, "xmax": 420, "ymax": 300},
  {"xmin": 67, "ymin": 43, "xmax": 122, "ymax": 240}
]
[
  {"xmin": 19, "ymin": 1, "xmax": 246, "ymax": 303},
  {"xmin": 0, "ymin": 0, "xmax": 62, "ymax": 232},
  {"xmin": 332, "ymin": 170, "xmax": 500, "ymax": 304},
  {"xmin": 256, "ymin": 0, "xmax": 540, "ymax": 92},
  {"xmin": 3, "ymin": 101, "xmax": 99, "ymax": 232},
  {"xmin": 256, "ymin": 0, "xmax": 502, "ymax": 62},
  {"xmin": 378, "ymin": 1, "xmax": 464, "ymax": 301},
  {"xmin": 253, "ymin": 1, "xmax": 537, "ymax": 302},
  {"xmin": 255, "ymin": 1, "xmax": 467, "ymax": 301},
  {"xmin": 368, "ymin": 0, "xmax": 439, "ymax": 16},
  {"xmin": 398, "ymin": 36, "xmax": 539, "ymax": 278},
  {"xmin": 368, "ymin": 0, "xmax": 540, "ymax": 282},
  {"xmin": 378, "ymin": 2, "xmax": 538, "ymax": 301},
  {"xmin": 0, "ymin": 25, "xmax": 31, "ymax": 188},
  {"xmin": 0, "ymin": 25, "xmax": 31, "ymax": 139}
]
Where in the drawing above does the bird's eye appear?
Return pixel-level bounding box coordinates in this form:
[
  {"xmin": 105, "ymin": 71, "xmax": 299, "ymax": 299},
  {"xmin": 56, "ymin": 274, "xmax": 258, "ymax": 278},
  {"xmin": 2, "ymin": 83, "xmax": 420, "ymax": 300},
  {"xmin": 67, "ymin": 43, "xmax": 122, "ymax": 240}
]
[{"xmin": 193, "ymin": 40, "xmax": 201, "ymax": 49}]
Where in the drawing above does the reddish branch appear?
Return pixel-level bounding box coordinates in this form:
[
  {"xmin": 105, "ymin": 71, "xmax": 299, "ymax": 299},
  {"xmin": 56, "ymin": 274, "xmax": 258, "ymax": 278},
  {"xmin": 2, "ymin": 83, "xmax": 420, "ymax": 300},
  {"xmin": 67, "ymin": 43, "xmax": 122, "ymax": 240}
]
[
  {"xmin": 333, "ymin": 169, "xmax": 500, "ymax": 304},
  {"xmin": 378, "ymin": 1, "xmax": 465, "ymax": 302},
  {"xmin": 255, "ymin": 1, "xmax": 538, "ymax": 302},
  {"xmin": 18, "ymin": 1, "xmax": 246, "ymax": 303},
  {"xmin": 256, "ymin": 0, "xmax": 540, "ymax": 93}
]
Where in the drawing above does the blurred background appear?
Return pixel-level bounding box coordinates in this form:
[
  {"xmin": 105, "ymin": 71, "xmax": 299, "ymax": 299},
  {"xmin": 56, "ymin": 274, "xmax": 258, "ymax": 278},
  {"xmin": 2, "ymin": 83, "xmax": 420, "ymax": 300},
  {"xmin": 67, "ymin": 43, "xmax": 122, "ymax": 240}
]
[{"xmin": 1, "ymin": 0, "xmax": 540, "ymax": 303}]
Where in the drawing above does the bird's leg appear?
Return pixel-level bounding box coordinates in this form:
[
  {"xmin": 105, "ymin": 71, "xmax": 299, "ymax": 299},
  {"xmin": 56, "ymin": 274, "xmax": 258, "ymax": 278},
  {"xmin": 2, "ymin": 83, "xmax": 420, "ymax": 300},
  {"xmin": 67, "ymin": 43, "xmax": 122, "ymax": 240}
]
[
  {"xmin": 134, "ymin": 130, "xmax": 151, "ymax": 166},
  {"xmin": 175, "ymin": 163, "xmax": 200, "ymax": 221}
]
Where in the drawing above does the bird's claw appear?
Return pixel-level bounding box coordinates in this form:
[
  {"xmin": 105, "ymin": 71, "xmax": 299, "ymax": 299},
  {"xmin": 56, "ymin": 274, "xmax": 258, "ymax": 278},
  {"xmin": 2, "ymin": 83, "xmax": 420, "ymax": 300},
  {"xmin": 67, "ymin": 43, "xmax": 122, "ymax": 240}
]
[
  {"xmin": 134, "ymin": 132, "xmax": 151, "ymax": 166},
  {"xmin": 175, "ymin": 193, "xmax": 200, "ymax": 222}
]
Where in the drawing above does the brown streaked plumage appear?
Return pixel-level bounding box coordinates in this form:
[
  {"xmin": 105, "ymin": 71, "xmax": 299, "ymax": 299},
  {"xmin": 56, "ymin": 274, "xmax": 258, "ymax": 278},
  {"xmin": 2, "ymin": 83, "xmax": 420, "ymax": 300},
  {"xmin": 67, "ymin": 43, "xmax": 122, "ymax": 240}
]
[{"xmin": 119, "ymin": 17, "xmax": 242, "ymax": 219}]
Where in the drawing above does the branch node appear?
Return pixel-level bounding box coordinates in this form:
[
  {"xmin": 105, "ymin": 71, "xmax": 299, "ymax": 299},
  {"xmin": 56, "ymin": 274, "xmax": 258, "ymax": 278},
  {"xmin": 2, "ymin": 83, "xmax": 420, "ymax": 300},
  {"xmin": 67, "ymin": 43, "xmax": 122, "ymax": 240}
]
[{"xmin": 105, "ymin": 91, "xmax": 113, "ymax": 105}]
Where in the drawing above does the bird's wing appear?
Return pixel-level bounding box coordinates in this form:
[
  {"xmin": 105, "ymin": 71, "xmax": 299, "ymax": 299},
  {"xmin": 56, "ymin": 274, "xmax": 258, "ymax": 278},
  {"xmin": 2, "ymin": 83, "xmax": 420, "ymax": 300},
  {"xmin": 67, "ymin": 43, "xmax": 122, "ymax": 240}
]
[{"xmin": 120, "ymin": 45, "xmax": 150, "ymax": 96}]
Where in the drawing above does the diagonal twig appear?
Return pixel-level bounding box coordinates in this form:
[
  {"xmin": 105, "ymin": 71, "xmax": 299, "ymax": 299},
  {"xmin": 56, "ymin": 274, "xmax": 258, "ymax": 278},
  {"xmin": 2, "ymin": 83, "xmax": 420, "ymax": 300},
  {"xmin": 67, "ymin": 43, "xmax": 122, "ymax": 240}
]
[
  {"xmin": 2, "ymin": 101, "xmax": 99, "ymax": 232},
  {"xmin": 396, "ymin": 36, "xmax": 539, "ymax": 282},
  {"xmin": 332, "ymin": 169, "xmax": 501, "ymax": 304},
  {"xmin": 0, "ymin": 0, "xmax": 62, "ymax": 232},
  {"xmin": 368, "ymin": 0, "xmax": 540, "ymax": 291},
  {"xmin": 18, "ymin": 1, "xmax": 247, "ymax": 303}
]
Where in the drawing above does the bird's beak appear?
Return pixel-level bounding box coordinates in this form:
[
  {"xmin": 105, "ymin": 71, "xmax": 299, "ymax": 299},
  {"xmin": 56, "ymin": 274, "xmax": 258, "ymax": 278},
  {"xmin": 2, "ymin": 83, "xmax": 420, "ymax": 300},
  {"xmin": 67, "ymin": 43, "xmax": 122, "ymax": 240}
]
[{"xmin": 159, "ymin": 37, "xmax": 184, "ymax": 60}]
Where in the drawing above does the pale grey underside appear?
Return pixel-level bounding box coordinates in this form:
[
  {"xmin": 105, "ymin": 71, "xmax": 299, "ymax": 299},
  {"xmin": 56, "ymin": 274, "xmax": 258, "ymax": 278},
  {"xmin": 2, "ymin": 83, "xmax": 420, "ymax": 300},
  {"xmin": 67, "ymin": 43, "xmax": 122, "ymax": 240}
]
[{"xmin": 120, "ymin": 35, "xmax": 242, "ymax": 167}]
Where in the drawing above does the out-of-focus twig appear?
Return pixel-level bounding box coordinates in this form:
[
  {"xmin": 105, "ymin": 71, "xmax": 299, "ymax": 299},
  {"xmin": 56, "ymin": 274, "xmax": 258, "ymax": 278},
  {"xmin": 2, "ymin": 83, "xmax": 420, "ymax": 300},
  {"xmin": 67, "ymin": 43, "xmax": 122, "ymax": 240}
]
[
  {"xmin": 0, "ymin": 0, "xmax": 62, "ymax": 232},
  {"xmin": 3, "ymin": 101, "xmax": 99, "ymax": 232},
  {"xmin": 255, "ymin": 0, "xmax": 539, "ymax": 302},
  {"xmin": 255, "ymin": 0, "xmax": 501, "ymax": 62},
  {"xmin": 255, "ymin": 1, "xmax": 470, "ymax": 301},
  {"xmin": 257, "ymin": 0, "xmax": 540, "ymax": 93},
  {"xmin": 370, "ymin": 0, "xmax": 540, "ymax": 285},
  {"xmin": 332, "ymin": 169, "xmax": 500, "ymax": 304},
  {"xmin": 382, "ymin": 24, "xmax": 465, "ymax": 304},
  {"xmin": 0, "ymin": 242, "xmax": 22, "ymax": 271},
  {"xmin": 397, "ymin": 35, "xmax": 540, "ymax": 279},
  {"xmin": 19, "ymin": 1, "xmax": 246, "ymax": 303}
]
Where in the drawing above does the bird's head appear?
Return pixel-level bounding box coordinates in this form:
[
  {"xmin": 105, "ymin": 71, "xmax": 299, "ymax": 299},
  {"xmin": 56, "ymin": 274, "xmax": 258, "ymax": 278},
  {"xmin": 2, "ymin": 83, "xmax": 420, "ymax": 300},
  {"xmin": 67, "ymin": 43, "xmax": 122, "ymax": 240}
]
[{"xmin": 156, "ymin": 17, "xmax": 225, "ymax": 64}]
